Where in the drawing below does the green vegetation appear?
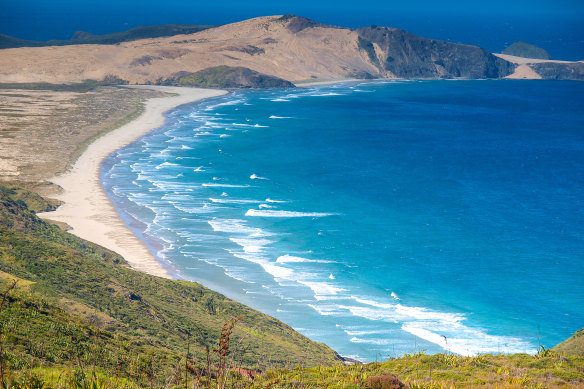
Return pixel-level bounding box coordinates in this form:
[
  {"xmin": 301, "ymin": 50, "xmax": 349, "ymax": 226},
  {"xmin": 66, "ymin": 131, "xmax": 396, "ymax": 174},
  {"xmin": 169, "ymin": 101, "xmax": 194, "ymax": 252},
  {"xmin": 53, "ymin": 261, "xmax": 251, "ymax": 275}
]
[
  {"xmin": 0, "ymin": 184, "xmax": 60, "ymax": 213},
  {"xmin": 0, "ymin": 25, "xmax": 216, "ymax": 49},
  {"xmin": 554, "ymin": 328, "xmax": 584, "ymax": 357},
  {"xmin": 250, "ymin": 351, "xmax": 584, "ymax": 388},
  {"xmin": 0, "ymin": 184, "xmax": 340, "ymax": 387},
  {"xmin": 160, "ymin": 66, "xmax": 295, "ymax": 89},
  {"xmin": 4, "ymin": 348, "xmax": 584, "ymax": 387},
  {"xmin": 502, "ymin": 41, "xmax": 551, "ymax": 60}
]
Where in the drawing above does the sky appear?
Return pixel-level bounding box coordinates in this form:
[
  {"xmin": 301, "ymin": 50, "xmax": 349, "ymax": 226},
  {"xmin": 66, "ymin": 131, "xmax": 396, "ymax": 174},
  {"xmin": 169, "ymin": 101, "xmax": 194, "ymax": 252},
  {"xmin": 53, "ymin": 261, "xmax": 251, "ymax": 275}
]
[{"xmin": 3, "ymin": 0, "xmax": 584, "ymax": 59}]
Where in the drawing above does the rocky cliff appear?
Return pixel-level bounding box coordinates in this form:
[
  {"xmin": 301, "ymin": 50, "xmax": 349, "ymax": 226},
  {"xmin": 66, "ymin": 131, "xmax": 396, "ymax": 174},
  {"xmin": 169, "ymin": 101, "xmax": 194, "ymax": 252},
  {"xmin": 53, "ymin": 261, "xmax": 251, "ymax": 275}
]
[{"xmin": 357, "ymin": 26, "xmax": 514, "ymax": 79}]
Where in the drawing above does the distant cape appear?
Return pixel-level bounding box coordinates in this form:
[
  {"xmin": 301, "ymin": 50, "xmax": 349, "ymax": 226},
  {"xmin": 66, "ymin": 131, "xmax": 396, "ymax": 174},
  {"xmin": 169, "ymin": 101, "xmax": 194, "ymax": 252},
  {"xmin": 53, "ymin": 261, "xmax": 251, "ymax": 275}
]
[{"xmin": 0, "ymin": 15, "xmax": 582, "ymax": 86}]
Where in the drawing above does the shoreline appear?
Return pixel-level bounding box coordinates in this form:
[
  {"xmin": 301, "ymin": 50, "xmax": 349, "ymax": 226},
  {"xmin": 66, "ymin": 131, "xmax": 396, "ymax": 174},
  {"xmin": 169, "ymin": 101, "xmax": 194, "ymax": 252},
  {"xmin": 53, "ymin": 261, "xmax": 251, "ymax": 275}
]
[{"xmin": 38, "ymin": 86, "xmax": 228, "ymax": 279}]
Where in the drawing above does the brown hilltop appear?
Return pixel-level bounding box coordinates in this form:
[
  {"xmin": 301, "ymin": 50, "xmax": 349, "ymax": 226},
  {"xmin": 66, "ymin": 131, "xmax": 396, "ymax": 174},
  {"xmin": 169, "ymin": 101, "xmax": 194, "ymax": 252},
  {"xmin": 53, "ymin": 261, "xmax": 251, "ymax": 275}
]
[
  {"xmin": 4, "ymin": 15, "xmax": 581, "ymax": 84},
  {"xmin": 0, "ymin": 16, "xmax": 381, "ymax": 84},
  {"xmin": 0, "ymin": 15, "xmax": 519, "ymax": 85}
]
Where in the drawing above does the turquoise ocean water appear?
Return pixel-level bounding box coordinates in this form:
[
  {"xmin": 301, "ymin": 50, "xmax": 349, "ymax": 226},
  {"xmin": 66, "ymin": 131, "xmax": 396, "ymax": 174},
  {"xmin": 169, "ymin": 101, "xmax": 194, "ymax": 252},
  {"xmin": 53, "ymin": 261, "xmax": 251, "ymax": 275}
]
[{"xmin": 102, "ymin": 80, "xmax": 584, "ymax": 361}]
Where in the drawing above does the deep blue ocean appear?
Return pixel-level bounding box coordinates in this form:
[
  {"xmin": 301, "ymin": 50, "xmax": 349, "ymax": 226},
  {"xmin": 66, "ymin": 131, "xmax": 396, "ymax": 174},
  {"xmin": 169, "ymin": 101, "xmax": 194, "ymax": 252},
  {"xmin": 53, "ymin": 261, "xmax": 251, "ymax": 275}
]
[{"xmin": 102, "ymin": 80, "xmax": 584, "ymax": 361}]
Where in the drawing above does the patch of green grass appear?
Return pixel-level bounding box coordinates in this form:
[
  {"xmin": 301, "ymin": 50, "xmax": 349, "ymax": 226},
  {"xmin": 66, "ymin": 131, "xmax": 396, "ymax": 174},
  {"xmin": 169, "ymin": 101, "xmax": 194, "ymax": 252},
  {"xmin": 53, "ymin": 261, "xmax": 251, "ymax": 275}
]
[
  {"xmin": 554, "ymin": 328, "xmax": 584, "ymax": 357},
  {"xmin": 0, "ymin": 184, "xmax": 341, "ymax": 387},
  {"xmin": 160, "ymin": 66, "xmax": 295, "ymax": 88}
]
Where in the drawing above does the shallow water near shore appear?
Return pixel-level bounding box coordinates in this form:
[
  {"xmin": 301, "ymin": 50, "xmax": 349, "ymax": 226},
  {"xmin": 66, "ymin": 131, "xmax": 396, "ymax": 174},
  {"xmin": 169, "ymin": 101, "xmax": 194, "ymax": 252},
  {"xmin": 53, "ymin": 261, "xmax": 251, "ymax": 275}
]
[{"xmin": 102, "ymin": 80, "xmax": 584, "ymax": 361}]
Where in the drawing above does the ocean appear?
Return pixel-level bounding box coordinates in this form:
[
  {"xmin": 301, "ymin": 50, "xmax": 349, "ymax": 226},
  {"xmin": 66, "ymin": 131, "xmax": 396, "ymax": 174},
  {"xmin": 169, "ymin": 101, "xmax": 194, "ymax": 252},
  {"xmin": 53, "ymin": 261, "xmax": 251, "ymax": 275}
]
[{"xmin": 102, "ymin": 80, "xmax": 584, "ymax": 361}]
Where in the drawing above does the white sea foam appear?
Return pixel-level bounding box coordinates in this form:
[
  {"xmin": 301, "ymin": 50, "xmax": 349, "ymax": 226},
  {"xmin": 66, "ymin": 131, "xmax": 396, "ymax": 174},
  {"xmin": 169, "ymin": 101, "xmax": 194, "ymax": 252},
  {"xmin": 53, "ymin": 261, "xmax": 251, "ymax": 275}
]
[
  {"xmin": 202, "ymin": 99, "xmax": 246, "ymax": 111},
  {"xmin": 229, "ymin": 237, "xmax": 274, "ymax": 253},
  {"xmin": 245, "ymin": 209, "xmax": 337, "ymax": 218},
  {"xmin": 336, "ymin": 295, "xmax": 537, "ymax": 356},
  {"xmin": 194, "ymin": 131, "xmax": 216, "ymax": 136},
  {"xmin": 391, "ymin": 292, "xmax": 400, "ymax": 300},
  {"xmin": 265, "ymin": 198, "xmax": 287, "ymax": 203},
  {"xmin": 219, "ymin": 134, "xmax": 231, "ymax": 138},
  {"xmin": 208, "ymin": 219, "xmax": 271, "ymax": 237},
  {"xmin": 349, "ymin": 337, "xmax": 395, "ymax": 345},
  {"xmin": 181, "ymin": 145, "xmax": 193, "ymax": 149},
  {"xmin": 401, "ymin": 324, "xmax": 537, "ymax": 356},
  {"xmin": 155, "ymin": 162, "xmax": 180, "ymax": 170},
  {"xmin": 276, "ymin": 255, "xmax": 335, "ymax": 264},
  {"xmin": 173, "ymin": 203, "xmax": 216, "ymax": 214},
  {"xmin": 209, "ymin": 198, "xmax": 262, "ymax": 204},
  {"xmin": 307, "ymin": 304, "xmax": 345, "ymax": 316},
  {"xmin": 329, "ymin": 274, "xmax": 335, "ymax": 280},
  {"xmin": 344, "ymin": 329, "xmax": 393, "ymax": 336},
  {"xmin": 194, "ymin": 167, "xmax": 205, "ymax": 172},
  {"xmin": 348, "ymin": 296, "xmax": 466, "ymax": 322},
  {"xmin": 298, "ymin": 280, "xmax": 346, "ymax": 296},
  {"xmin": 258, "ymin": 204, "xmax": 273, "ymax": 209},
  {"xmin": 161, "ymin": 193, "xmax": 192, "ymax": 201},
  {"xmin": 271, "ymin": 98, "xmax": 290, "ymax": 102},
  {"xmin": 229, "ymin": 251, "xmax": 294, "ymax": 280},
  {"xmin": 269, "ymin": 115, "xmax": 293, "ymax": 119},
  {"xmin": 250, "ymin": 174, "xmax": 268, "ymax": 180},
  {"xmin": 307, "ymin": 92, "xmax": 346, "ymax": 97},
  {"xmin": 202, "ymin": 183, "xmax": 250, "ymax": 188},
  {"xmin": 127, "ymin": 191, "xmax": 149, "ymax": 199}
]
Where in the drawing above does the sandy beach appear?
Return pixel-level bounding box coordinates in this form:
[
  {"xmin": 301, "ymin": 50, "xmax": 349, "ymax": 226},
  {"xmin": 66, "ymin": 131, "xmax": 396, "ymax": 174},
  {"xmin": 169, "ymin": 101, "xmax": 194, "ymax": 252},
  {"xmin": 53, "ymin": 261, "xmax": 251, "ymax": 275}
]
[{"xmin": 38, "ymin": 86, "xmax": 228, "ymax": 278}]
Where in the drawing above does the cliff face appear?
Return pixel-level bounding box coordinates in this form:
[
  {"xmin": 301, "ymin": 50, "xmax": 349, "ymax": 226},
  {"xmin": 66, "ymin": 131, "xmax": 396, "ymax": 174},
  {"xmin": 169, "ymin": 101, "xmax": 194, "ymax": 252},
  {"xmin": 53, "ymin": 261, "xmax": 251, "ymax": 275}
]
[
  {"xmin": 529, "ymin": 62, "xmax": 584, "ymax": 80},
  {"xmin": 0, "ymin": 15, "xmax": 549, "ymax": 85},
  {"xmin": 357, "ymin": 26, "xmax": 515, "ymax": 79}
]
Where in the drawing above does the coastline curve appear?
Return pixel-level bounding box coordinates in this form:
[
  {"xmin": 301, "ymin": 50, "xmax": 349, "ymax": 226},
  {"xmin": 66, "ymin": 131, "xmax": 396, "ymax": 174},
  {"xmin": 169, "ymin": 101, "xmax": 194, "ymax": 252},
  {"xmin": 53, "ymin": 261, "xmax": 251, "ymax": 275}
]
[{"xmin": 38, "ymin": 86, "xmax": 228, "ymax": 278}]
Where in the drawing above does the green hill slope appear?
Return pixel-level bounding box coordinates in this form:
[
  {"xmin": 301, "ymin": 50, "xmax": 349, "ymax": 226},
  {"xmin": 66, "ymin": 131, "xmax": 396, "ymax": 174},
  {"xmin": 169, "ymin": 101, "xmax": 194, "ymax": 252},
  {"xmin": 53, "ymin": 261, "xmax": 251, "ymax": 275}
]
[
  {"xmin": 0, "ymin": 184, "xmax": 340, "ymax": 387},
  {"xmin": 554, "ymin": 328, "xmax": 584, "ymax": 357},
  {"xmin": 502, "ymin": 41, "xmax": 551, "ymax": 60}
]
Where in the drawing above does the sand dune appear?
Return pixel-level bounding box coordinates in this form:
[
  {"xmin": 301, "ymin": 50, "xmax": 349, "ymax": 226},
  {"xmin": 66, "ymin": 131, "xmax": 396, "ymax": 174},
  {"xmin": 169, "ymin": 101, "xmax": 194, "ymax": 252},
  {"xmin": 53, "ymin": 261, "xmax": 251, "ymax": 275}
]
[{"xmin": 0, "ymin": 16, "xmax": 380, "ymax": 84}]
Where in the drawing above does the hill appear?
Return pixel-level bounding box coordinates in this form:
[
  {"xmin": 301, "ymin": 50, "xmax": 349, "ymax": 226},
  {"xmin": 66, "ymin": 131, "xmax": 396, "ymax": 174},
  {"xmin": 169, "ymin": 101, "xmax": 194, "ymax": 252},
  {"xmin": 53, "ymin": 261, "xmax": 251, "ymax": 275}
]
[
  {"xmin": 0, "ymin": 15, "xmax": 515, "ymax": 85},
  {"xmin": 502, "ymin": 41, "xmax": 551, "ymax": 60},
  {"xmin": 0, "ymin": 24, "xmax": 216, "ymax": 49},
  {"xmin": 0, "ymin": 34, "xmax": 46, "ymax": 49},
  {"xmin": 554, "ymin": 328, "xmax": 584, "ymax": 357},
  {"xmin": 161, "ymin": 65, "xmax": 295, "ymax": 88},
  {"xmin": 3, "ymin": 15, "xmax": 583, "ymax": 84},
  {"xmin": 0, "ymin": 184, "xmax": 341, "ymax": 387}
]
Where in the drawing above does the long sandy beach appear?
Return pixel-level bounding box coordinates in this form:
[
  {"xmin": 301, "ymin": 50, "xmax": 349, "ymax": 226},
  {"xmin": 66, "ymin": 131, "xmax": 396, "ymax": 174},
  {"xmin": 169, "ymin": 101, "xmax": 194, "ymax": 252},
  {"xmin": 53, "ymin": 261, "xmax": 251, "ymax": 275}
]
[{"xmin": 38, "ymin": 86, "xmax": 228, "ymax": 278}]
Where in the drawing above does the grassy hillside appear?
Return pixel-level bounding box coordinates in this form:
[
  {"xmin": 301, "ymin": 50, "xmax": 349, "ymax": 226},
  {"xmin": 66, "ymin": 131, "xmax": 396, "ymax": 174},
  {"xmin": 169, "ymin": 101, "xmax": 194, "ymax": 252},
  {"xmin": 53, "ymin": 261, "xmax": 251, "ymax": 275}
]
[
  {"xmin": 0, "ymin": 184, "xmax": 340, "ymax": 387},
  {"xmin": 250, "ymin": 351, "xmax": 584, "ymax": 388},
  {"xmin": 502, "ymin": 41, "xmax": 551, "ymax": 60},
  {"xmin": 161, "ymin": 66, "xmax": 296, "ymax": 88},
  {"xmin": 554, "ymin": 328, "xmax": 584, "ymax": 357}
]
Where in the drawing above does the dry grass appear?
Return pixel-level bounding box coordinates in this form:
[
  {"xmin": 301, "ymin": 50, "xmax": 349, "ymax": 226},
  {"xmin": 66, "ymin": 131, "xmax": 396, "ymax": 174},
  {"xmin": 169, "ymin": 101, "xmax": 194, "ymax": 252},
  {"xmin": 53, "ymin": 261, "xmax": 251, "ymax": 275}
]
[{"xmin": 0, "ymin": 86, "xmax": 164, "ymax": 195}]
